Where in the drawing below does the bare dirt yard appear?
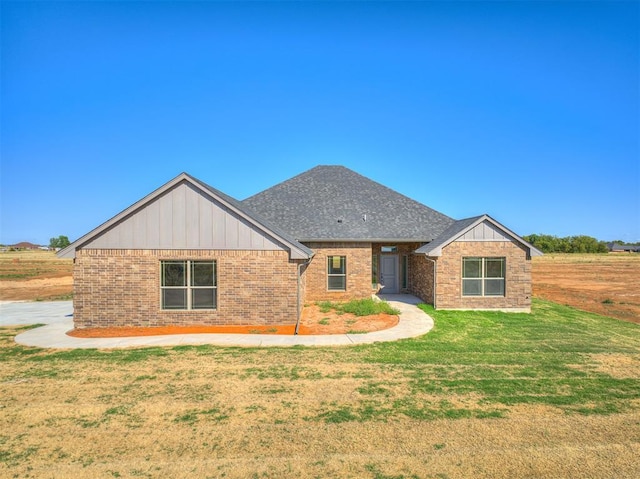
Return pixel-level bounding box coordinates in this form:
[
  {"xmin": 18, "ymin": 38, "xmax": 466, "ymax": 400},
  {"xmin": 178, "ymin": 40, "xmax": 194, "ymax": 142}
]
[
  {"xmin": 533, "ymin": 253, "xmax": 640, "ymax": 324},
  {"xmin": 0, "ymin": 250, "xmax": 73, "ymax": 301}
]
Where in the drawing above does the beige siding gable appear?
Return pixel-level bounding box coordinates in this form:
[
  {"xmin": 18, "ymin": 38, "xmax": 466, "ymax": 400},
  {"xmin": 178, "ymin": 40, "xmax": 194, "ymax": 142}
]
[
  {"xmin": 455, "ymin": 220, "xmax": 511, "ymax": 242},
  {"xmin": 84, "ymin": 182, "xmax": 285, "ymax": 251}
]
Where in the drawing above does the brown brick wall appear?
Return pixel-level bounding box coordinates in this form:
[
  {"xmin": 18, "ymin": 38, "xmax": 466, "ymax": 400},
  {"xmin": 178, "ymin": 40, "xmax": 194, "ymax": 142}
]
[
  {"xmin": 73, "ymin": 249, "xmax": 302, "ymax": 328},
  {"xmin": 435, "ymin": 241, "xmax": 532, "ymax": 310},
  {"xmin": 303, "ymin": 242, "xmax": 372, "ymax": 302},
  {"xmin": 409, "ymin": 254, "xmax": 435, "ymax": 304}
]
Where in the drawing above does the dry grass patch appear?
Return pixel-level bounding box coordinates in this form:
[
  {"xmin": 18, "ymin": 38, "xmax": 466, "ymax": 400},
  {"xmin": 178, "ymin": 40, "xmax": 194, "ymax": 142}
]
[
  {"xmin": 586, "ymin": 353, "xmax": 640, "ymax": 378},
  {"xmin": 1, "ymin": 300, "xmax": 639, "ymax": 478},
  {"xmin": 0, "ymin": 250, "xmax": 72, "ymax": 301}
]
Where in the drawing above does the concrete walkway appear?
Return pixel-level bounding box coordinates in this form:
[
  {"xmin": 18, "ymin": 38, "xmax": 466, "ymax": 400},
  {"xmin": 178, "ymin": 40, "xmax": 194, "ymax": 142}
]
[{"xmin": 0, "ymin": 295, "xmax": 433, "ymax": 349}]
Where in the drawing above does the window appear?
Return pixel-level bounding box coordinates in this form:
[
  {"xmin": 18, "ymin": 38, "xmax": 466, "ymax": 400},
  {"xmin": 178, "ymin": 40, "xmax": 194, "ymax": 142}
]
[
  {"xmin": 401, "ymin": 255, "xmax": 408, "ymax": 289},
  {"xmin": 462, "ymin": 257, "xmax": 505, "ymax": 297},
  {"xmin": 372, "ymin": 254, "xmax": 379, "ymax": 286},
  {"xmin": 161, "ymin": 260, "xmax": 217, "ymax": 310},
  {"xmin": 381, "ymin": 246, "xmax": 397, "ymax": 253},
  {"xmin": 327, "ymin": 256, "xmax": 346, "ymax": 291}
]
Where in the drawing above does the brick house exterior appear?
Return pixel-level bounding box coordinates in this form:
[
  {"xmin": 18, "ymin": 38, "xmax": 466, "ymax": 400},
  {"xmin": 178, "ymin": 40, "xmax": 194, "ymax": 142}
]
[
  {"xmin": 73, "ymin": 249, "xmax": 304, "ymax": 328},
  {"xmin": 431, "ymin": 241, "xmax": 532, "ymax": 310},
  {"xmin": 60, "ymin": 166, "xmax": 541, "ymax": 329}
]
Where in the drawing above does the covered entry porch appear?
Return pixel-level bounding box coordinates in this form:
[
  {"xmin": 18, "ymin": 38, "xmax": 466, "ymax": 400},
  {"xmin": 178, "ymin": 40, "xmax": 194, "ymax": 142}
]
[{"xmin": 371, "ymin": 243, "xmax": 434, "ymax": 303}]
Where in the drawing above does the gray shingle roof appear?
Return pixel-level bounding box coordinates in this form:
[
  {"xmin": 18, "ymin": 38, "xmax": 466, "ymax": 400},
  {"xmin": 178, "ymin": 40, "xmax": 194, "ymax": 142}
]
[
  {"xmin": 415, "ymin": 214, "xmax": 543, "ymax": 257},
  {"xmin": 242, "ymin": 165, "xmax": 455, "ymax": 242}
]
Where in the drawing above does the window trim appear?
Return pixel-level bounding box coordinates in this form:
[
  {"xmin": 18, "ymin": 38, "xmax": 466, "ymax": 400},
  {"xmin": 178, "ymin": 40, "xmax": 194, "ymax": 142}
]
[
  {"xmin": 462, "ymin": 257, "xmax": 505, "ymax": 297},
  {"xmin": 327, "ymin": 255, "xmax": 347, "ymax": 291},
  {"xmin": 160, "ymin": 260, "xmax": 217, "ymax": 310}
]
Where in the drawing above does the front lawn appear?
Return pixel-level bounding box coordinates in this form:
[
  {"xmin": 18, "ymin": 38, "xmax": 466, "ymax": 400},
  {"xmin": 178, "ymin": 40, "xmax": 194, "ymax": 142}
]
[{"xmin": 1, "ymin": 299, "xmax": 638, "ymax": 478}]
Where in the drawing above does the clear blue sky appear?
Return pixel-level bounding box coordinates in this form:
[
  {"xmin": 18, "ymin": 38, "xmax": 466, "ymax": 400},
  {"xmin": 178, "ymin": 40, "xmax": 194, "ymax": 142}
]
[{"xmin": 2, "ymin": 1, "xmax": 638, "ymax": 246}]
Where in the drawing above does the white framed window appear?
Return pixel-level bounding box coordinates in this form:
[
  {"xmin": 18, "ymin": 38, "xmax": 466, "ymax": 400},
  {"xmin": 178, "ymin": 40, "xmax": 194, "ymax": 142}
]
[
  {"xmin": 462, "ymin": 257, "xmax": 505, "ymax": 297},
  {"xmin": 161, "ymin": 260, "xmax": 217, "ymax": 310},
  {"xmin": 327, "ymin": 256, "xmax": 346, "ymax": 291}
]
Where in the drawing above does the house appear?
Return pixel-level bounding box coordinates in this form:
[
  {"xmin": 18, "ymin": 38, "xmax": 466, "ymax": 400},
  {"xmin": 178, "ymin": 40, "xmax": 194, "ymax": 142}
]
[
  {"xmin": 607, "ymin": 242, "xmax": 640, "ymax": 253},
  {"xmin": 11, "ymin": 241, "xmax": 41, "ymax": 250},
  {"xmin": 59, "ymin": 166, "xmax": 542, "ymax": 329}
]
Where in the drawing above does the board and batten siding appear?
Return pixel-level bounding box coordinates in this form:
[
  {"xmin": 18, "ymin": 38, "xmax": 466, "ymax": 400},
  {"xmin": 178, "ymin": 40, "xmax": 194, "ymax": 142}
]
[
  {"xmin": 455, "ymin": 221, "xmax": 511, "ymax": 242},
  {"xmin": 82, "ymin": 182, "xmax": 285, "ymax": 251}
]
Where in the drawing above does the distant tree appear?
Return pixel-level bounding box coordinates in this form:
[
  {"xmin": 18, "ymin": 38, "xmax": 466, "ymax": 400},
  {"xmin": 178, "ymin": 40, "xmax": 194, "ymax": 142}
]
[
  {"xmin": 524, "ymin": 234, "xmax": 608, "ymax": 253},
  {"xmin": 568, "ymin": 235, "xmax": 608, "ymax": 253},
  {"xmin": 49, "ymin": 235, "xmax": 70, "ymax": 249}
]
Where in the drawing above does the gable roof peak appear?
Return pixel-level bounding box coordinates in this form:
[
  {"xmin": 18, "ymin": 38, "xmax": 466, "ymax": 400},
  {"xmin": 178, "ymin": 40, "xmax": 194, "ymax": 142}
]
[
  {"xmin": 57, "ymin": 172, "xmax": 313, "ymax": 260},
  {"xmin": 415, "ymin": 214, "xmax": 543, "ymax": 257}
]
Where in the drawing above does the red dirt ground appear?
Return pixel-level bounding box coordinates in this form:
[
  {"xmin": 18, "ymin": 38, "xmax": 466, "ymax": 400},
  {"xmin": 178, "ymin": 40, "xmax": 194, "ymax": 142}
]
[
  {"xmin": 533, "ymin": 254, "xmax": 640, "ymax": 324},
  {"xmin": 67, "ymin": 304, "xmax": 399, "ymax": 337}
]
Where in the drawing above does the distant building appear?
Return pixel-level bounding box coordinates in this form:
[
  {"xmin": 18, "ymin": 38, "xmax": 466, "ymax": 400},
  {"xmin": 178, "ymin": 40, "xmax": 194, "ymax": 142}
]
[
  {"xmin": 11, "ymin": 242, "xmax": 41, "ymax": 250},
  {"xmin": 607, "ymin": 242, "xmax": 640, "ymax": 253}
]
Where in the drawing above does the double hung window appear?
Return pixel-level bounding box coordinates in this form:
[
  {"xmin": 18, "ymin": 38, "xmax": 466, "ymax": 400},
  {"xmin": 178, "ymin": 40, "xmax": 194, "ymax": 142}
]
[
  {"xmin": 462, "ymin": 257, "xmax": 505, "ymax": 297},
  {"xmin": 161, "ymin": 260, "xmax": 217, "ymax": 310},
  {"xmin": 327, "ymin": 256, "xmax": 346, "ymax": 291}
]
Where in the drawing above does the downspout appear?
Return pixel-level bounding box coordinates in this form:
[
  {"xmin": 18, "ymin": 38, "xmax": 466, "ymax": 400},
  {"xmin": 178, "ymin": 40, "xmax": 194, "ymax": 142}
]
[
  {"xmin": 424, "ymin": 256, "xmax": 437, "ymax": 308},
  {"xmin": 295, "ymin": 257, "xmax": 312, "ymax": 335}
]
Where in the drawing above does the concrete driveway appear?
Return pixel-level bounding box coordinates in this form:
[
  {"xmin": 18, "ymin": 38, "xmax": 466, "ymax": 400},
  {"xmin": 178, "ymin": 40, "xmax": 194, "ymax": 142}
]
[{"xmin": 0, "ymin": 295, "xmax": 433, "ymax": 349}]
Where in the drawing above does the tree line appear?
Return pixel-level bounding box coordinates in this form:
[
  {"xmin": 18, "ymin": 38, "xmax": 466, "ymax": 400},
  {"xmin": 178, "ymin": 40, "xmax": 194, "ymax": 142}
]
[{"xmin": 523, "ymin": 234, "xmax": 611, "ymax": 254}]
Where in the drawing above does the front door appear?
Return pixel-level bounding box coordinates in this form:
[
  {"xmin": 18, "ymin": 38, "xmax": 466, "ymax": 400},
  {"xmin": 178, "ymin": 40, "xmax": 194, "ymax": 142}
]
[{"xmin": 380, "ymin": 255, "xmax": 398, "ymax": 294}]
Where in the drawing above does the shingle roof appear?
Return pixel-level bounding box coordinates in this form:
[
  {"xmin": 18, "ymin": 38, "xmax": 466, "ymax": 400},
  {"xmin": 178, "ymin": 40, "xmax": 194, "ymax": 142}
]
[
  {"xmin": 415, "ymin": 214, "xmax": 543, "ymax": 257},
  {"xmin": 242, "ymin": 165, "xmax": 455, "ymax": 242}
]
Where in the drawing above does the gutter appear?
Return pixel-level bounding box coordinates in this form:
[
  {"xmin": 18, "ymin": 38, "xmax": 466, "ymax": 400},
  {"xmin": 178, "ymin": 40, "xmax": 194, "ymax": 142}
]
[
  {"xmin": 424, "ymin": 256, "xmax": 437, "ymax": 308},
  {"xmin": 295, "ymin": 257, "xmax": 313, "ymax": 335}
]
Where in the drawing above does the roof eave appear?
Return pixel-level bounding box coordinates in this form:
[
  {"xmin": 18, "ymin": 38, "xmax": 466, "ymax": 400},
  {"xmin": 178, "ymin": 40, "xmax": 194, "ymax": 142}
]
[
  {"xmin": 299, "ymin": 238, "xmax": 433, "ymax": 243},
  {"xmin": 414, "ymin": 214, "xmax": 544, "ymax": 257},
  {"xmin": 58, "ymin": 173, "xmax": 314, "ymax": 260}
]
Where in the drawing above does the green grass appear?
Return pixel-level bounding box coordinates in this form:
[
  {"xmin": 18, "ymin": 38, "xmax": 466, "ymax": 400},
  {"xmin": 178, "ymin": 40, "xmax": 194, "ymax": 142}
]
[
  {"xmin": 359, "ymin": 299, "xmax": 640, "ymax": 415},
  {"xmin": 316, "ymin": 298, "xmax": 400, "ymax": 316},
  {"xmin": 37, "ymin": 293, "xmax": 73, "ymax": 301},
  {"xmin": 1, "ymin": 298, "xmax": 638, "ymax": 421}
]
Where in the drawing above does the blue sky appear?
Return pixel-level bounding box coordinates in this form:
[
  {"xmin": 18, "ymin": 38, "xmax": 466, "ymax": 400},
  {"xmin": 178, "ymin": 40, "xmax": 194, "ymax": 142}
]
[{"xmin": 2, "ymin": 1, "xmax": 638, "ymax": 245}]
